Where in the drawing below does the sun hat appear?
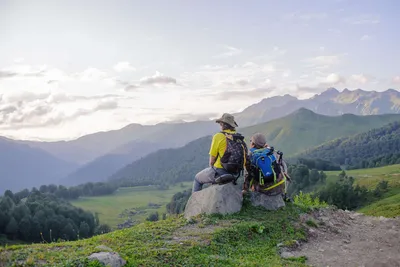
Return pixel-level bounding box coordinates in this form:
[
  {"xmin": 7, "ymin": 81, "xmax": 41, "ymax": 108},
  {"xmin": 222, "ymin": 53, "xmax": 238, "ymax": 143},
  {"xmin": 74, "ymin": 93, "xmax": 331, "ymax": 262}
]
[{"xmin": 215, "ymin": 113, "xmax": 238, "ymax": 128}]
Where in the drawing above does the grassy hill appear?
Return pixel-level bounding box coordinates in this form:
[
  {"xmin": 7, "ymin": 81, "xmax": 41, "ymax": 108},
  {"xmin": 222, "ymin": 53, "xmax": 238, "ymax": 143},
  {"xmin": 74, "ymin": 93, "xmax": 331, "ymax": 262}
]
[
  {"xmin": 297, "ymin": 121, "xmax": 400, "ymax": 169},
  {"xmin": 0, "ymin": 196, "xmax": 324, "ymax": 266},
  {"xmin": 240, "ymin": 108, "xmax": 400, "ymax": 156},
  {"xmin": 324, "ymin": 164, "xmax": 400, "ymax": 217}
]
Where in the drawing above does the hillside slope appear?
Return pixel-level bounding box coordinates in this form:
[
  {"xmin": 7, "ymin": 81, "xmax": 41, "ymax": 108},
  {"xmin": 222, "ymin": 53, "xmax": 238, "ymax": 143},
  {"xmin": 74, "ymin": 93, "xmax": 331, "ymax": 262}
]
[
  {"xmin": 0, "ymin": 200, "xmax": 399, "ymax": 267},
  {"xmin": 240, "ymin": 108, "xmax": 400, "ymax": 156},
  {"xmin": 109, "ymin": 109, "xmax": 400, "ymax": 187},
  {"xmin": 109, "ymin": 136, "xmax": 211, "ymax": 186},
  {"xmin": 298, "ymin": 121, "xmax": 400, "ymax": 169},
  {"xmin": 20, "ymin": 121, "xmax": 216, "ymax": 164},
  {"xmin": 0, "ymin": 137, "xmax": 78, "ymax": 193},
  {"xmin": 60, "ymin": 141, "xmax": 169, "ymax": 186}
]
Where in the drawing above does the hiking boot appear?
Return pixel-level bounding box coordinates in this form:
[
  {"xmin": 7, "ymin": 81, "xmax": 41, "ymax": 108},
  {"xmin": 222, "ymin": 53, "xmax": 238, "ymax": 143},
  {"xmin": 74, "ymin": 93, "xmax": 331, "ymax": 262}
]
[{"xmin": 215, "ymin": 174, "xmax": 235, "ymax": 184}]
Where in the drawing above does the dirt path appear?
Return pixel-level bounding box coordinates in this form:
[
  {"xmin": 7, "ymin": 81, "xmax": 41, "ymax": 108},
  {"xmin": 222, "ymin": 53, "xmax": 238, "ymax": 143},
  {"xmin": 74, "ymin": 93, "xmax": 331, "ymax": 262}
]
[{"xmin": 285, "ymin": 207, "xmax": 400, "ymax": 267}]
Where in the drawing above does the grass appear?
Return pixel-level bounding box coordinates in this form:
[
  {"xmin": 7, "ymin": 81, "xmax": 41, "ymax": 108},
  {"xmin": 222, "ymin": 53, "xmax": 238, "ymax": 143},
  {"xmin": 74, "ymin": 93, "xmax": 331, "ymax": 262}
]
[
  {"xmin": 0, "ymin": 196, "xmax": 322, "ymax": 267},
  {"xmin": 71, "ymin": 182, "xmax": 192, "ymax": 229},
  {"xmin": 324, "ymin": 164, "xmax": 400, "ymax": 217},
  {"xmin": 358, "ymin": 188, "xmax": 400, "ymax": 218},
  {"xmin": 325, "ymin": 164, "xmax": 400, "ymax": 190}
]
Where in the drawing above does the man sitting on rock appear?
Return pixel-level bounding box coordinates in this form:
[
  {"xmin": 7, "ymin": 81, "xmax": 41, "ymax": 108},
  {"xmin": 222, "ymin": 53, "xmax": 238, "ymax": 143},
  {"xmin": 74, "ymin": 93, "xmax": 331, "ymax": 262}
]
[
  {"xmin": 192, "ymin": 113, "xmax": 248, "ymax": 192},
  {"xmin": 242, "ymin": 133, "xmax": 289, "ymax": 197}
]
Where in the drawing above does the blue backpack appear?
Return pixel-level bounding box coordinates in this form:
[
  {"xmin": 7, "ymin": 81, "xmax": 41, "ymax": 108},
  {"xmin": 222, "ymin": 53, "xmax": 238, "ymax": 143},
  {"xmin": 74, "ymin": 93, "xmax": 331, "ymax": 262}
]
[{"xmin": 250, "ymin": 147, "xmax": 281, "ymax": 185}]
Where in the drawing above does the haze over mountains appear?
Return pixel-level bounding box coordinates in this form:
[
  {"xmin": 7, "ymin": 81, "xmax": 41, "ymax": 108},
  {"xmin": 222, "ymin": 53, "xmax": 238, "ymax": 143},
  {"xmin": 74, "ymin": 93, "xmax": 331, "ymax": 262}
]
[
  {"xmin": 2, "ymin": 88, "xmax": 400, "ymax": 192},
  {"xmin": 235, "ymin": 88, "xmax": 400, "ymax": 126}
]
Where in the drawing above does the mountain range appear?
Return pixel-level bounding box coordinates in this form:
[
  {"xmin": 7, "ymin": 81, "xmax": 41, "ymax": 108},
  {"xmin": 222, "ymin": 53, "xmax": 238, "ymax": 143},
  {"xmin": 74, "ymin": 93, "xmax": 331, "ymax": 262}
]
[
  {"xmin": 2, "ymin": 88, "xmax": 400, "ymax": 192},
  {"xmin": 109, "ymin": 109, "xmax": 400, "ymax": 186},
  {"xmin": 235, "ymin": 88, "xmax": 400, "ymax": 127},
  {"xmin": 0, "ymin": 137, "xmax": 78, "ymax": 192}
]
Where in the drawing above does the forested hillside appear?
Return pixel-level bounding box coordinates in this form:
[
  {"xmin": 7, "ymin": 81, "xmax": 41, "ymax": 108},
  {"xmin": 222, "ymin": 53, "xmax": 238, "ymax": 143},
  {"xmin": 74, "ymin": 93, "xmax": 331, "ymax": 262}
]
[
  {"xmin": 299, "ymin": 121, "xmax": 400, "ymax": 169},
  {"xmin": 109, "ymin": 136, "xmax": 211, "ymax": 186},
  {"xmin": 240, "ymin": 108, "xmax": 400, "ymax": 156},
  {"xmin": 0, "ymin": 189, "xmax": 109, "ymax": 244}
]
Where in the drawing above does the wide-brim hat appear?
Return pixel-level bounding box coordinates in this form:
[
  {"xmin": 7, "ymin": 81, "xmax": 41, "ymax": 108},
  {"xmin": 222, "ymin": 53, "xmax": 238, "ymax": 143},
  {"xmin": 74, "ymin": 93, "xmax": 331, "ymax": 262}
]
[{"xmin": 215, "ymin": 113, "xmax": 238, "ymax": 128}]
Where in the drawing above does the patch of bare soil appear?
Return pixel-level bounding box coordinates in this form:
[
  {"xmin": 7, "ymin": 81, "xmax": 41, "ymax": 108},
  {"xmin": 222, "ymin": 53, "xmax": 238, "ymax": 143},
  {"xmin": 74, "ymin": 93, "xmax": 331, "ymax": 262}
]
[{"xmin": 282, "ymin": 207, "xmax": 400, "ymax": 267}]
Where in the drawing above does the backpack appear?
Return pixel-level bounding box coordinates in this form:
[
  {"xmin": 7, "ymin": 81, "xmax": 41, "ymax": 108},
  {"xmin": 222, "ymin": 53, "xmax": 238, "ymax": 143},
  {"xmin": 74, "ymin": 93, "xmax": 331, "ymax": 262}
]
[
  {"xmin": 219, "ymin": 132, "xmax": 247, "ymax": 175},
  {"xmin": 249, "ymin": 147, "xmax": 282, "ymax": 185}
]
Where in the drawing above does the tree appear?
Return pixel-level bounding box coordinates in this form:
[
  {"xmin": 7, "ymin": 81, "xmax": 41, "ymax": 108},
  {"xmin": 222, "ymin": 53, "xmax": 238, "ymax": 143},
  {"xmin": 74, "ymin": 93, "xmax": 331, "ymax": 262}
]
[
  {"xmin": 146, "ymin": 212, "xmax": 159, "ymax": 222},
  {"xmin": 18, "ymin": 215, "xmax": 32, "ymax": 240},
  {"xmin": 309, "ymin": 169, "xmax": 320, "ymax": 183},
  {"xmin": 4, "ymin": 190, "xmax": 15, "ymax": 202},
  {"xmin": 5, "ymin": 217, "xmax": 19, "ymax": 239},
  {"xmin": 79, "ymin": 222, "xmax": 90, "ymax": 238},
  {"xmin": 62, "ymin": 223, "xmax": 77, "ymax": 241}
]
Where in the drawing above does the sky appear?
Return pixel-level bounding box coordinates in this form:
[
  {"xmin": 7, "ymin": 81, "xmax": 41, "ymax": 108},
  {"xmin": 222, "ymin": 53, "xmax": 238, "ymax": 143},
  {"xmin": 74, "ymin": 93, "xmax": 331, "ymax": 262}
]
[{"xmin": 0, "ymin": 0, "xmax": 399, "ymax": 141}]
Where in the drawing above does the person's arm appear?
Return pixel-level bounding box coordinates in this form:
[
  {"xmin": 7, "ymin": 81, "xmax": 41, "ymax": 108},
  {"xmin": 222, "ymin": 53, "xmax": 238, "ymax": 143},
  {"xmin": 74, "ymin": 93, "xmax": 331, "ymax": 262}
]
[
  {"xmin": 209, "ymin": 155, "xmax": 217, "ymax": 167},
  {"xmin": 208, "ymin": 134, "xmax": 219, "ymax": 167}
]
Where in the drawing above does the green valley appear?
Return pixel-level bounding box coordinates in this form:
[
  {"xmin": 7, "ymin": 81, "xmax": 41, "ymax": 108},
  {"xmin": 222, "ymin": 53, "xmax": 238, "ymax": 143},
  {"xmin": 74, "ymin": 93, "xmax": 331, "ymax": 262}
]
[{"xmin": 71, "ymin": 182, "xmax": 193, "ymax": 229}]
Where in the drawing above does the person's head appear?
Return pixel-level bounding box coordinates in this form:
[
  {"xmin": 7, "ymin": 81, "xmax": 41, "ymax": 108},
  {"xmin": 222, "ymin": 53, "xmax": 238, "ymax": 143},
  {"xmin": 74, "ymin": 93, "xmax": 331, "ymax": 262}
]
[
  {"xmin": 215, "ymin": 113, "xmax": 238, "ymax": 131},
  {"xmin": 250, "ymin": 133, "xmax": 267, "ymax": 149}
]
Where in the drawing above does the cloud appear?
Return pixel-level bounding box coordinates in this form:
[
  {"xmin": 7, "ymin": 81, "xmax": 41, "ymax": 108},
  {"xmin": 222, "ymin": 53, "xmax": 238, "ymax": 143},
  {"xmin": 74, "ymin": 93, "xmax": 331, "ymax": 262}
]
[
  {"xmin": 0, "ymin": 69, "xmax": 46, "ymax": 79},
  {"xmin": 293, "ymin": 73, "xmax": 345, "ymax": 94},
  {"xmin": 325, "ymin": 73, "xmax": 346, "ymax": 85},
  {"xmin": 342, "ymin": 14, "xmax": 380, "ymax": 25},
  {"xmin": 393, "ymin": 76, "xmax": 400, "ymax": 84},
  {"xmin": 169, "ymin": 112, "xmax": 220, "ymax": 122},
  {"xmin": 351, "ymin": 74, "xmax": 369, "ymax": 84},
  {"xmin": 360, "ymin": 35, "xmax": 372, "ymax": 41},
  {"xmin": 214, "ymin": 87, "xmax": 274, "ymax": 100},
  {"xmin": 305, "ymin": 55, "xmax": 343, "ymax": 71},
  {"xmin": 113, "ymin": 62, "xmax": 136, "ymax": 72},
  {"xmin": 283, "ymin": 12, "xmax": 328, "ymax": 21},
  {"xmin": 139, "ymin": 71, "xmax": 178, "ymax": 86},
  {"xmin": 13, "ymin": 57, "xmax": 24, "ymax": 63},
  {"xmin": 0, "ymin": 92, "xmax": 121, "ymax": 129},
  {"xmin": 76, "ymin": 67, "xmax": 108, "ymax": 82},
  {"xmin": 215, "ymin": 45, "xmax": 242, "ymax": 58}
]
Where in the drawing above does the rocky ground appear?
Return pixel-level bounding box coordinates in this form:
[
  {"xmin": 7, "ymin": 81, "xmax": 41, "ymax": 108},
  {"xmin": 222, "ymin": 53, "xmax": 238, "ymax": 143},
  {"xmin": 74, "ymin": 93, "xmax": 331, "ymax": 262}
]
[{"xmin": 280, "ymin": 207, "xmax": 400, "ymax": 267}]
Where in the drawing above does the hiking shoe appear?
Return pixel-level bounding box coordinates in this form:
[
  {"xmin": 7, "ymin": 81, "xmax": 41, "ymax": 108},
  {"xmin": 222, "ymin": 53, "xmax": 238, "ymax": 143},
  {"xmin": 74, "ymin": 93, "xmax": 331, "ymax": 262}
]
[{"xmin": 215, "ymin": 174, "xmax": 235, "ymax": 184}]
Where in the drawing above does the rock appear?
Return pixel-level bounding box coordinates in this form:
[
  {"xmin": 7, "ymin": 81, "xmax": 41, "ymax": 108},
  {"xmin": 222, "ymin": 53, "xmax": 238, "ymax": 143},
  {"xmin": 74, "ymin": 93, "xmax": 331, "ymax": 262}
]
[
  {"xmin": 249, "ymin": 191, "xmax": 285, "ymax": 210},
  {"xmin": 88, "ymin": 252, "xmax": 126, "ymax": 267},
  {"xmin": 184, "ymin": 183, "xmax": 242, "ymax": 219}
]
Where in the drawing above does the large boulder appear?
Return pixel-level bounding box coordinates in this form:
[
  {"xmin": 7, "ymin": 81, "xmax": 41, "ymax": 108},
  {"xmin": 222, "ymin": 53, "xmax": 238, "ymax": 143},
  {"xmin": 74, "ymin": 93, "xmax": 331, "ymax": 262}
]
[
  {"xmin": 250, "ymin": 191, "xmax": 285, "ymax": 210},
  {"xmin": 184, "ymin": 183, "xmax": 242, "ymax": 219},
  {"xmin": 88, "ymin": 252, "xmax": 126, "ymax": 267}
]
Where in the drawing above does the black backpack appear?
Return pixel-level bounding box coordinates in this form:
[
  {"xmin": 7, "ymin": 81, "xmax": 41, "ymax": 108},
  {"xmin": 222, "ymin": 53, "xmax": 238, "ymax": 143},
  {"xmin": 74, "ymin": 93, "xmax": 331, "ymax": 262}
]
[{"xmin": 219, "ymin": 132, "xmax": 247, "ymax": 174}]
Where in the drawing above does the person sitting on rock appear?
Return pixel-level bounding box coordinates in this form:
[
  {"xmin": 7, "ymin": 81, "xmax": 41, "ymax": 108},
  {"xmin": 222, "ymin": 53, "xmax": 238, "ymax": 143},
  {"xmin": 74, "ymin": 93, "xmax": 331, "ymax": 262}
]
[
  {"xmin": 242, "ymin": 133, "xmax": 289, "ymax": 197},
  {"xmin": 192, "ymin": 113, "xmax": 248, "ymax": 192}
]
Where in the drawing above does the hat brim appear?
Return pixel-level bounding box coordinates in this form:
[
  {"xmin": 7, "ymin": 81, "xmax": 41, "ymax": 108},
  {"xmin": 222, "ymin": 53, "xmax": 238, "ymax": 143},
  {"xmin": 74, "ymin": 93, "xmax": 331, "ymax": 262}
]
[{"xmin": 216, "ymin": 119, "xmax": 238, "ymax": 128}]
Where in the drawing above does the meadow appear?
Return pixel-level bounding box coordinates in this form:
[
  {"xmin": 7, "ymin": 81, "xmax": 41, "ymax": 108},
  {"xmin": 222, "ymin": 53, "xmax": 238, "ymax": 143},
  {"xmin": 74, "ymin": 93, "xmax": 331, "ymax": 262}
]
[
  {"xmin": 325, "ymin": 164, "xmax": 400, "ymax": 217},
  {"xmin": 71, "ymin": 182, "xmax": 193, "ymax": 229}
]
